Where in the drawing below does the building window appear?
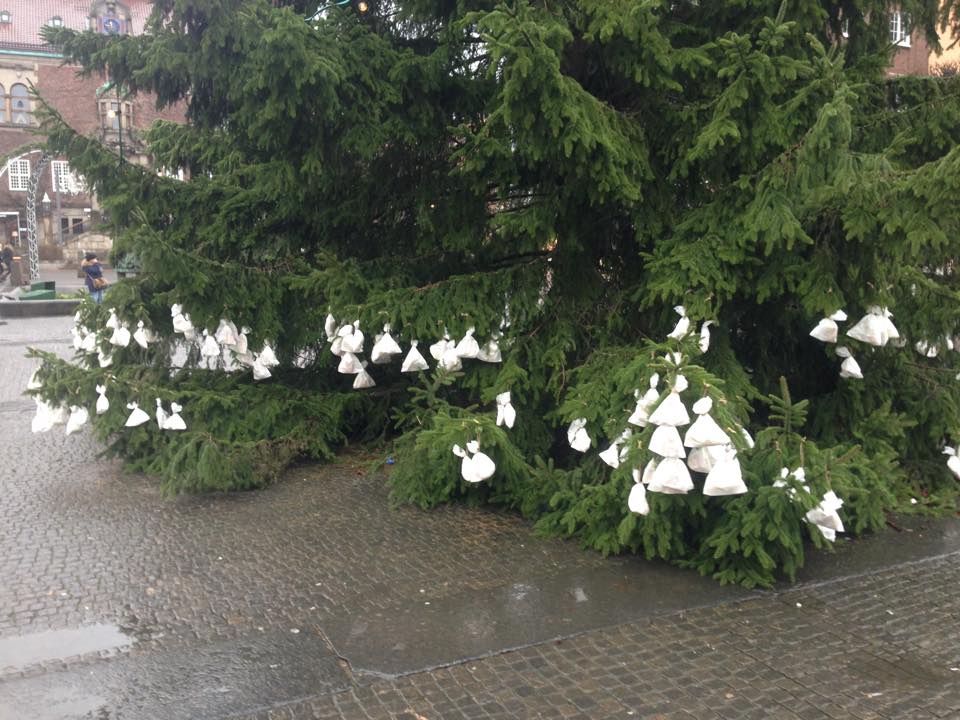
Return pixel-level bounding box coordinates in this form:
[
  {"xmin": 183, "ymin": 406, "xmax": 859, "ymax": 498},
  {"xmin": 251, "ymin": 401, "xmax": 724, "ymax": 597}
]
[
  {"xmin": 0, "ymin": 11, "xmax": 10, "ymax": 24},
  {"xmin": 52, "ymin": 161, "xmax": 84, "ymax": 194},
  {"xmin": 0, "ymin": 83, "xmax": 5, "ymax": 123},
  {"xmin": 99, "ymin": 99, "xmax": 132, "ymax": 131},
  {"xmin": 10, "ymin": 84, "xmax": 30, "ymax": 125},
  {"xmin": 890, "ymin": 11, "xmax": 910, "ymax": 47},
  {"xmin": 48, "ymin": 16, "xmax": 63, "ymax": 28},
  {"xmin": 8, "ymin": 159, "xmax": 30, "ymax": 191}
]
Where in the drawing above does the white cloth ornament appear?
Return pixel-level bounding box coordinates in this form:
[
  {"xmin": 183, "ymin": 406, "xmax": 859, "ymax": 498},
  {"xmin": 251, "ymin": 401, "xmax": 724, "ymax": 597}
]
[
  {"xmin": 200, "ymin": 331, "xmax": 220, "ymax": 359},
  {"xmin": 337, "ymin": 352, "xmax": 362, "ymax": 375},
  {"xmin": 641, "ymin": 458, "xmax": 658, "ymax": 484},
  {"xmin": 943, "ymin": 447, "xmax": 960, "ymax": 480},
  {"xmin": 687, "ymin": 444, "xmax": 726, "ymax": 474},
  {"xmin": 628, "ymin": 374, "xmax": 660, "ymax": 428},
  {"xmin": 258, "ymin": 343, "xmax": 280, "ymax": 368},
  {"xmin": 109, "ymin": 324, "xmax": 131, "ymax": 348},
  {"xmin": 847, "ymin": 306, "xmax": 897, "ymax": 347},
  {"xmin": 170, "ymin": 303, "xmax": 182, "ymax": 317},
  {"xmin": 684, "ymin": 399, "xmax": 731, "ymax": 448},
  {"xmin": 454, "ymin": 327, "xmax": 480, "ymax": 359},
  {"xmin": 703, "ymin": 451, "xmax": 747, "ymax": 496},
  {"xmin": 452, "ymin": 442, "xmax": 496, "ymax": 483},
  {"xmin": 32, "ymin": 400, "xmax": 56, "ymax": 433},
  {"xmin": 401, "ymin": 341, "xmax": 429, "ymax": 372},
  {"xmin": 648, "ymin": 392, "xmax": 690, "ymax": 427},
  {"xmin": 172, "ymin": 312, "xmax": 194, "ymax": 336},
  {"xmin": 840, "ymin": 355, "xmax": 863, "ymax": 379},
  {"xmin": 371, "ymin": 325, "xmax": 402, "ymax": 364},
  {"xmin": 599, "ymin": 430, "xmax": 633, "ymax": 469},
  {"xmin": 809, "ymin": 318, "xmax": 838, "ymax": 343},
  {"xmin": 98, "ymin": 350, "xmax": 112, "ymax": 368},
  {"xmin": 440, "ymin": 345, "xmax": 462, "ymax": 371},
  {"xmin": 878, "ymin": 308, "xmax": 899, "ymax": 341},
  {"xmin": 452, "ymin": 444, "xmax": 475, "ymax": 483},
  {"xmin": 133, "ymin": 321, "xmax": 150, "ymax": 349},
  {"xmin": 341, "ymin": 322, "xmax": 364, "ymax": 354},
  {"xmin": 627, "ymin": 478, "xmax": 650, "ymax": 516},
  {"xmin": 649, "ymin": 424, "xmax": 686, "ymax": 459},
  {"xmin": 27, "ymin": 370, "xmax": 42, "ymax": 391},
  {"xmin": 252, "ymin": 358, "xmax": 272, "ymax": 380},
  {"xmin": 647, "ymin": 457, "xmax": 694, "ymax": 494},
  {"xmin": 915, "ymin": 340, "xmax": 938, "ymax": 358},
  {"xmin": 330, "ymin": 336, "xmax": 345, "ymax": 357},
  {"xmin": 80, "ymin": 331, "xmax": 97, "ymax": 353},
  {"xmin": 324, "ymin": 313, "xmax": 337, "ymax": 341},
  {"xmin": 163, "ymin": 403, "xmax": 186, "ymax": 431},
  {"xmin": 469, "ymin": 450, "xmax": 496, "ymax": 482},
  {"xmin": 672, "ymin": 374, "xmax": 689, "ymax": 393},
  {"xmin": 235, "ymin": 328, "xmax": 250, "ymax": 356},
  {"xmin": 65, "ymin": 406, "xmax": 88, "ymax": 436},
  {"xmin": 477, "ymin": 336, "xmax": 502, "ymax": 363},
  {"xmin": 429, "ymin": 334, "xmax": 453, "ymax": 361},
  {"xmin": 699, "ymin": 321, "xmax": 713, "ymax": 353},
  {"xmin": 51, "ymin": 404, "xmax": 70, "ymax": 425},
  {"xmin": 830, "ymin": 310, "xmax": 848, "ymax": 322},
  {"xmin": 667, "ymin": 305, "xmax": 690, "ymax": 340},
  {"xmin": 95, "ymin": 385, "xmax": 109, "ymax": 415},
  {"xmin": 105, "ymin": 309, "xmax": 119, "ymax": 330},
  {"xmin": 567, "ymin": 418, "xmax": 591, "ymax": 453},
  {"xmin": 71, "ymin": 327, "xmax": 82, "ymax": 350},
  {"xmin": 353, "ymin": 363, "xmax": 376, "ymax": 389},
  {"xmin": 806, "ymin": 491, "xmax": 844, "ymax": 541},
  {"xmin": 124, "ymin": 402, "xmax": 150, "ymax": 427},
  {"xmin": 496, "ymin": 391, "xmax": 516, "ymax": 429},
  {"xmin": 155, "ymin": 399, "xmax": 168, "ymax": 429},
  {"xmin": 215, "ymin": 319, "xmax": 239, "ymax": 347}
]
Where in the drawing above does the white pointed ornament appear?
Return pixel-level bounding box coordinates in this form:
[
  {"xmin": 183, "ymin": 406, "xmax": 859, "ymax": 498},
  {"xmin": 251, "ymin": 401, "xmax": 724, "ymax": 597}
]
[
  {"xmin": 215, "ymin": 319, "xmax": 239, "ymax": 347},
  {"xmin": 95, "ymin": 385, "xmax": 109, "ymax": 415},
  {"xmin": 454, "ymin": 327, "xmax": 480, "ymax": 359},
  {"xmin": 172, "ymin": 311, "xmax": 194, "ymax": 336},
  {"xmin": 667, "ymin": 305, "xmax": 690, "ymax": 340},
  {"xmin": 98, "ymin": 349, "xmax": 113, "ymax": 368},
  {"xmin": 252, "ymin": 358, "xmax": 272, "ymax": 380},
  {"xmin": 809, "ymin": 318, "xmax": 838, "ymax": 343},
  {"xmin": 703, "ymin": 450, "xmax": 747, "ymax": 496},
  {"xmin": 105, "ymin": 308, "xmax": 119, "ymax": 330},
  {"xmin": 337, "ymin": 352, "xmax": 362, "ymax": 375},
  {"xmin": 628, "ymin": 473, "xmax": 650, "ymax": 516},
  {"xmin": 430, "ymin": 333, "xmax": 453, "ymax": 361},
  {"xmin": 235, "ymin": 327, "xmax": 250, "ymax": 356},
  {"xmin": 495, "ymin": 391, "xmax": 516, "ymax": 429},
  {"xmin": 648, "ymin": 390, "xmax": 691, "ymax": 427},
  {"xmin": 124, "ymin": 402, "xmax": 150, "ymax": 427},
  {"xmin": 567, "ymin": 418, "xmax": 591, "ymax": 453},
  {"xmin": 466, "ymin": 440, "xmax": 496, "ymax": 481},
  {"xmin": 353, "ymin": 362, "xmax": 376, "ymax": 389},
  {"xmin": 371, "ymin": 324, "xmax": 403, "ymax": 364},
  {"xmin": 847, "ymin": 306, "xmax": 897, "ymax": 347},
  {"xmin": 599, "ymin": 429, "xmax": 633, "ymax": 469},
  {"xmin": 163, "ymin": 403, "xmax": 186, "ymax": 431},
  {"xmin": 155, "ymin": 398, "xmax": 169, "ymax": 429},
  {"xmin": 80, "ymin": 331, "xmax": 97, "ymax": 353},
  {"xmin": 324, "ymin": 313, "xmax": 337, "ymax": 341},
  {"xmin": 684, "ymin": 396, "xmax": 731, "ymax": 448},
  {"xmin": 170, "ymin": 303, "xmax": 182, "ymax": 317},
  {"xmin": 401, "ymin": 341, "xmax": 429, "ymax": 372},
  {"xmin": 647, "ymin": 457, "xmax": 694, "ymax": 494},
  {"xmin": 806, "ymin": 491, "xmax": 844, "ymax": 542},
  {"xmin": 201, "ymin": 330, "xmax": 220, "ymax": 359},
  {"xmin": 839, "ymin": 355, "xmax": 863, "ymax": 379},
  {"xmin": 477, "ymin": 334, "xmax": 502, "ymax": 363},
  {"xmin": 649, "ymin": 425, "xmax": 686, "ymax": 458},
  {"xmin": 65, "ymin": 406, "xmax": 89, "ymax": 436},
  {"xmin": 943, "ymin": 446, "xmax": 960, "ymax": 480},
  {"xmin": 31, "ymin": 399, "xmax": 55, "ymax": 433},
  {"xmin": 258, "ymin": 342, "xmax": 280, "ymax": 368},
  {"xmin": 440, "ymin": 344, "xmax": 462, "ymax": 371},
  {"xmin": 628, "ymin": 373, "xmax": 660, "ymax": 428},
  {"xmin": 699, "ymin": 321, "xmax": 713, "ymax": 353},
  {"xmin": 133, "ymin": 321, "xmax": 150, "ymax": 349},
  {"xmin": 71, "ymin": 327, "xmax": 82, "ymax": 350},
  {"xmin": 687, "ymin": 444, "xmax": 727, "ymax": 474},
  {"xmin": 109, "ymin": 323, "xmax": 131, "ymax": 348},
  {"xmin": 877, "ymin": 308, "xmax": 899, "ymax": 342},
  {"xmin": 341, "ymin": 321, "xmax": 364, "ymax": 354},
  {"xmin": 451, "ymin": 444, "xmax": 475, "ymax": 483}
]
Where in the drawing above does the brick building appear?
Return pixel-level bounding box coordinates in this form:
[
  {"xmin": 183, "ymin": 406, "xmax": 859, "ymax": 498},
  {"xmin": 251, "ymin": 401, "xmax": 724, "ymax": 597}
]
[{"xmin": 0, "ymin": 1, "xmax": 184, "ymax": 260}]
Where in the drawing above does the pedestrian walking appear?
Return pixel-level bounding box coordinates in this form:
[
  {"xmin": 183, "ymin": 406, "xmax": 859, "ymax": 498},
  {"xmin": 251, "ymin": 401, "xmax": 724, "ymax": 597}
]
[
  {"xmin": 82, "ymin": 251, "xmax": 107, "ymax": 304},
  {"xmin": 0, "ymin": 244, "xmax": 13, "ymax": 283}
]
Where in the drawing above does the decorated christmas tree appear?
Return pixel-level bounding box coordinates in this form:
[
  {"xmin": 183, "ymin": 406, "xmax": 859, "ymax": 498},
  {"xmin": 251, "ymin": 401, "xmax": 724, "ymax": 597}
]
[{"xmin": 30, "ymin": 0, "xmax": 960, "ymax": 586}]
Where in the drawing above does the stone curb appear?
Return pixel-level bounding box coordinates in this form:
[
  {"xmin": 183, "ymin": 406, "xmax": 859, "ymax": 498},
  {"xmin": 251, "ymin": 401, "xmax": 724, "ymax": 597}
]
[{"xmin": 0, "ymin": 299, "xmax": 82, "ymax": 318}]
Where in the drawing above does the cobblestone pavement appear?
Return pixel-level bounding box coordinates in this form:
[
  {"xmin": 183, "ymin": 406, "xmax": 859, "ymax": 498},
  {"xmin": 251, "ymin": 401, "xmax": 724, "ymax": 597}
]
[{"xmin": 1, "ymin": 316, "xmax": 959, "ymax": 719}]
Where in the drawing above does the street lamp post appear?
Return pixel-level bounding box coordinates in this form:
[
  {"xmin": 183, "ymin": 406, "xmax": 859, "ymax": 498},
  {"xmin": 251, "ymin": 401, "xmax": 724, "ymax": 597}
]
[{"xmin": 307, "ymin": 0, "xmax": 368, "ymax": 22}]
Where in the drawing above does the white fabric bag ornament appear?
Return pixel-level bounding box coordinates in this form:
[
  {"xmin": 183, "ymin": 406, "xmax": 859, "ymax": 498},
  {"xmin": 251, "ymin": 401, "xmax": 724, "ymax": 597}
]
[
  {"xmin": 252, "ymin": 358, "xmax": 272, "ymax": 380},
  {"xmin": 649, "ymin": 425, "xmax": 686, "ymax": 458},
  {"xmin": 235, "ymin": 327, "xmax": 250, "ymax": 356},
  {"xmin": 628, "ymin": 373, "xmax": 660, "ymax": 428},
  {"xmin": 847, "ymin": 306, "xmax": 897, "ymax": 347},
  {"xmin": 466, "ymin": 440, "xmax": 496, "ymax": 481},
  {"xmin": 109, "ymin": 323, "xmax": 131, "ymax": 348},
  {"xmin": 684, "ymin": 397, "xmax": 731, "ymax": 448},
  {"xmin": 440, "ymin": 345, "xmax": 462, "ymax": 371},
  {"xmin": 648, "ymin": 391, "xmax": 691, "ymax": 427},
  {"xmin": 71, "ymin": 327, "xmax": 82, "ymax": 350},
  {"xmin": 172, "ymin": 311, "xmax": 194, "ymax": 336},
  {"xmin": 496, "ymin": 391, "xmax": 516, "ymax": 429},
  {"xmin": 155, "ymin": 399, "xmax": 168, "ymax": 429},
  {"xmin": 258, "ymin": 343, "xmax": 280, "ymax": 368},
  {"xmin": 567, "ymin": 418, "xmax": 591, "ymax": 453},
  {"xmin": 699, "ymin": 321, "xmax": 713, "ymax": 353},
  {"xmin": 477, "ymin": 334, "xmax": 502, "ymax": 363},
  {"xmin": 163, "ymin": 403, "xmax": 186, "ymax": 431},
  {"xmin": 201, "ymin": 331, "xmax": 220, "ymax": 359},
  {"xmin": 65, "ymin": 406, "xmax": 89, "ymax": 436},
  {"xmin": 943, "ymin": 447, "xmax": 960, "ymax": 480},
  {"xmin": 647, "ymin": 457, "xmax": 694, "ymax": 494},
  {"xmin": 215, "ymin": 319, "xmax": 239, "ymax": 347},
  {"xmin": 124, "ymin": 402, "xmax": 150, "ymax": 427},
  {"xmin": 105, "ymin": 308, "xmax": 119, "ymax": 330},
  {"xmin": 429, "ymin": 333, "xmax": 453, "ymax": 361},
  {"xmin": 599, "ymin": 429, "xmax": 633, "ymax": 469},
  {"xmin": 98, "ymin": 349, "xmax": 113, "ymax": 368},
  {"xmin": 627, "ymin": 474, "xmax": 650, "ymax": 515},
  {"xmin": 80, "ymin": 331, "xmax": 97, "ymax": 353},
  {"xmin": 703, "ymin": 450, "xmax": 747, "ymax": 496},
  {"xmin": 840, "ymin": 355, "xmax": 863, "ymax": 379},
  {"xmin": 401, "ymin": 341, "xmax": 429, "ymax": 372},
  {"xmin": 95, "ymin": 385, "xmax": 109, "ymax": 415},
  {"xmin": 915, "ymin": 340, "xmax": 938, "ymax": 358},
  {"xmin": 353, "ymin": 362, "xmax": 376, "ymax": 389},
  {"xmin": 341, "ymin": 322, "xmax": 364, "ymax": 354},
  {"xmin": 667, "ymin": 305, "xmax": 690, "ymax": 340},
  {"xmin": 371, "ymin": 324, "xmax": 403, "ymax": 364},
  {"xmin": 454, "ymin": 327, "xmax": 480, "ymax": 359},
  {"xmin": 806, "ymin": 491, "xmax": 844, "ymax": 541},
  {"xmin": 324, "ymin": 313, "xmax": 337, "ymax": 341},
  {"xmin": 337, "ymin": 352, "xmax": 362, "ymax": 375},
  {"xmin": 641, "ymin": 458, "xmax": 658, "ymax": 484},
  {"xmin": 687, "ymin": 444, "xmax": 727, "ymax": 474},
  {"xmin": 32, "ymin": 400, "xmax": 55, "ymax": 433},
  {"xmin": 452, "ymin": 444, "xmax": 476, "ymax": 483},
  {"xmin": 809, "ymin": 318, "xmax": 838, "ymax": 344},
  {"xmin": 133, "ymin": 321, "xmax": 150, "ymax": 349}
]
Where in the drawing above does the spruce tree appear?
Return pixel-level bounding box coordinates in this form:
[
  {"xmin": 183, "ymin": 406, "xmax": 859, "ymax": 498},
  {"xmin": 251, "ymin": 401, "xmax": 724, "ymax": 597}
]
[{"xmin": 30, "ymin": 0, "xmax": 960, "ymax": 586}]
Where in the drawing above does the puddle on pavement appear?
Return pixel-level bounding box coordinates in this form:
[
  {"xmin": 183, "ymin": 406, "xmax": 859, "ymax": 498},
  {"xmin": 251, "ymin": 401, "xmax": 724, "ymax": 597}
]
[{"xmin": 0, "ymin": 624, "xmax": 133, "ymax": 673}]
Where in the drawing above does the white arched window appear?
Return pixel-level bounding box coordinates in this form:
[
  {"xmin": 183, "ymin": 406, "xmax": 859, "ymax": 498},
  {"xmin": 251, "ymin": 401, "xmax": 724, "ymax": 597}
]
[{"xmin": 10, "ymin": 84, "xmax": 30, "ymax": 125}]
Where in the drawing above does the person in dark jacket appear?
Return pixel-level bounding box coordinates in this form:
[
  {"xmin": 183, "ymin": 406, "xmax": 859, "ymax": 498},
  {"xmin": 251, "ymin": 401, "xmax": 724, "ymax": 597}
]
[
  {"xmin": 81, "ymin": 252, "xmax": 107, "ymax": 304},
  {"xmin": 0, "ymin": 245, "xmax": 12, "ymax": 282}
]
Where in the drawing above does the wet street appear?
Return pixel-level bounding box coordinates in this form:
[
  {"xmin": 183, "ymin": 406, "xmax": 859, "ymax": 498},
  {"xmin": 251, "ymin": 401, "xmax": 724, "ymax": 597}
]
[{"xmin": 1, "ymin": 316, "xmax": 959, "ymax": 720}]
